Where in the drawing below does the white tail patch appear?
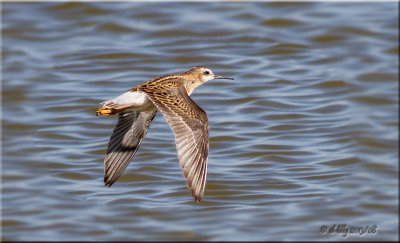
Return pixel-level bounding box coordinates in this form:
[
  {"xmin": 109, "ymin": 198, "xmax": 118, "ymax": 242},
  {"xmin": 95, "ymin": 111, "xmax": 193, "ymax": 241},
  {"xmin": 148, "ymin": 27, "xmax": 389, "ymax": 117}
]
[{"xmin": 101, "ymin": 91, "xmax": 155, "ymax": 111}]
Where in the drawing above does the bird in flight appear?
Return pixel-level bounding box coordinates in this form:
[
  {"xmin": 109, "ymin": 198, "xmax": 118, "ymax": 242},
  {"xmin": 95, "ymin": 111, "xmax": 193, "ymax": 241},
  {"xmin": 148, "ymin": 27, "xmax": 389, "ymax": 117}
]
[{"xmin": 96, "ymin": 66, "xmax": 233, "ymax": 203}]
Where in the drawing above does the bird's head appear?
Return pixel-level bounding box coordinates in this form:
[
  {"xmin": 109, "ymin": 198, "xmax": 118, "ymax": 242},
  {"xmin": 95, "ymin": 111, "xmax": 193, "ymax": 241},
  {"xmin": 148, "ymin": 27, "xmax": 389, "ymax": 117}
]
[
  {"xmin": 182, "ymin": 66, "xmax": 233, "ymax": 95},
  {"xmin": 190, "ymin": 66, "xmax": 234, "ymax": 83}
]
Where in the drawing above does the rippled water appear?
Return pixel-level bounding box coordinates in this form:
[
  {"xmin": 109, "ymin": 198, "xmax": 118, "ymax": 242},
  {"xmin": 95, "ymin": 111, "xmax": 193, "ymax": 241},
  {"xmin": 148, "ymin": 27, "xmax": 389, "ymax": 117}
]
[{"xmin": 2, "ymin": 2, "xmax": 398, "ymax": 241}]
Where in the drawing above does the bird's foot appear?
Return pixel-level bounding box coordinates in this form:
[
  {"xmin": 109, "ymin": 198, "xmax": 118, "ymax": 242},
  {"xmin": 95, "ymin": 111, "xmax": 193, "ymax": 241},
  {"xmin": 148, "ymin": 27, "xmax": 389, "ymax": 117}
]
[{"xmin": 96, "ymin": 108, "xmax": 113, "ymax": 116}]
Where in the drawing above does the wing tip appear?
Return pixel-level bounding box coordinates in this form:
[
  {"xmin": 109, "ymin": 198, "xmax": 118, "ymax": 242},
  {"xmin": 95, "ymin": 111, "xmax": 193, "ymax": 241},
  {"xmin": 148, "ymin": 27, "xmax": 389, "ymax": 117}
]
[
  {"xmin": 194, "ymin": 197, "xmax": 202, "ymax": 204},
  {"xmin": 104, "ymin": 176, "xmax": 115, "ymax": 187},
  {"xmin": 192, "ymin": 189, "xmax": 204, "ymax": 203}
]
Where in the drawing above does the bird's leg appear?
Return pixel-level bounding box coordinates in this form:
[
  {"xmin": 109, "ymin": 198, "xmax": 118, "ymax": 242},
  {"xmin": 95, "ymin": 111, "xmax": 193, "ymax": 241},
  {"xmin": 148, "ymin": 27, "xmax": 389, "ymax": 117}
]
[{"xmin": 96, "ymin": 107, "xmax": 114, "ymax": 116}]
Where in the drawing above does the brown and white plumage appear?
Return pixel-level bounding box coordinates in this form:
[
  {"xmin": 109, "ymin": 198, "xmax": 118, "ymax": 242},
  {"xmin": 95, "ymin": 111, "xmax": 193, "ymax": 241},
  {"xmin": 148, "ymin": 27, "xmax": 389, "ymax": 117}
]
[
  {"xmin": 104, "ymin": 110, "xmax": 157, "ymax": 187},
  {"xmin": 143, "ymin": 85, "xmax": 209, "ymax": 202},
  {"xmin": 96, "ymin": 66, "xmax": 233, "ymax": 203}
]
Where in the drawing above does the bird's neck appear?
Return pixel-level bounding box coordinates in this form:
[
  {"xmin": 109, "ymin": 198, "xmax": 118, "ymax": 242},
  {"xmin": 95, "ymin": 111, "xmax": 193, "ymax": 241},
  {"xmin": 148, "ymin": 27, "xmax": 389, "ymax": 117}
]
[{"xmin": 184, "ymin": 79, "xmax": 203, "ymax": 96}]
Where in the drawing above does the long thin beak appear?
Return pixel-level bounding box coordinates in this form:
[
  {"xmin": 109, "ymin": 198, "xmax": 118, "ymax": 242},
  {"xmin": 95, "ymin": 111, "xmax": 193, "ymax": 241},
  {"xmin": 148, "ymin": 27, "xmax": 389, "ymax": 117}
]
[{"xmin": 214, "ymin": 75, "xmax": 234, "ymax": 80}]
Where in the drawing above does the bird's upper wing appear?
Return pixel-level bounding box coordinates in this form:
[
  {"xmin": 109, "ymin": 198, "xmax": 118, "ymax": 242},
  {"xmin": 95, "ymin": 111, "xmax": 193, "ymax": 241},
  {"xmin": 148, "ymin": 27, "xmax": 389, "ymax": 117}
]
[
  {"xmin": 142, "ymin": 85, "xmax": 209, "ymax": 202},
  {"xmin": 104, "ymin": 110, "xmax": 157, "ymax": 187}
]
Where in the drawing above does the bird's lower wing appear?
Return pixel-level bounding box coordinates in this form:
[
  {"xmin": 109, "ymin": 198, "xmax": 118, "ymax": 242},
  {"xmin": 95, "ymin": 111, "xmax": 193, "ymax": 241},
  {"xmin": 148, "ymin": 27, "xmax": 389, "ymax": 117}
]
[
  {"xmin": 143, "ymin": 86, "xmax": 209, "ymax": 202},
  {"xmin": 104, "ymin": 110, "xmax": 157, "ymax": 187}
]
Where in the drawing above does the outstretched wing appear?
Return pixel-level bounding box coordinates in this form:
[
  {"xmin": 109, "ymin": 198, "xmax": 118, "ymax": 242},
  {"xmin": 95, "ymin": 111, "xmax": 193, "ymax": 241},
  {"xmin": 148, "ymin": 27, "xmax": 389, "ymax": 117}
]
[
  {"xmin": 143, "ymin": 86, "xmax": 209, "ymax": 203},
  {"xmin": 104, "ymin": 110, "xmax": 157, "ymax": 187}
]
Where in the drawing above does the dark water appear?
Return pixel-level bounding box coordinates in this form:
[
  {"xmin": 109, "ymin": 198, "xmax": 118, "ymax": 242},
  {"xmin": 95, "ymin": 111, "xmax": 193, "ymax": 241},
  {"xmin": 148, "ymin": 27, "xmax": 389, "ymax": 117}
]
[{"xmin": 2, "ymin": 2, "xmax": 398, "ymax": 241}]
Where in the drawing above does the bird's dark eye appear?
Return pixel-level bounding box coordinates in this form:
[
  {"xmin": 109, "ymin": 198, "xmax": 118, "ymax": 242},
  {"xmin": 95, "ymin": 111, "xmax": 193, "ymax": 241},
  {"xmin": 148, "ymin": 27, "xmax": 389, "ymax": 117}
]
[{"xmin": 204, "ymin": 71, "xmax": 210, "ymax": 75}]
